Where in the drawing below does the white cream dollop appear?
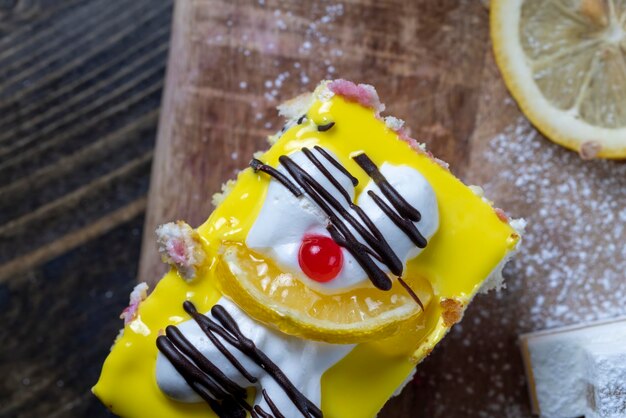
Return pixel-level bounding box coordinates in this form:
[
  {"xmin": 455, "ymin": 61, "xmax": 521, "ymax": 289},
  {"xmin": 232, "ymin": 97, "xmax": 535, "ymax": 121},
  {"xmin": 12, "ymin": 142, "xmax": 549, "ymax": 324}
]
[
  {"xmin": 246, "ymin": 148, "xmax": 439, "ymax": 292},
  {"xmin": 155, "ymin": 297, "xmax": 354, "ymax": 415}
]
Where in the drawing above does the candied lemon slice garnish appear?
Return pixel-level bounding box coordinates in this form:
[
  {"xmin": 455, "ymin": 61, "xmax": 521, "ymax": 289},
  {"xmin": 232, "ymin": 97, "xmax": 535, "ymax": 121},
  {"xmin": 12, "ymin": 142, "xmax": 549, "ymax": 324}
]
[
  {"xmin": 492, "ymin": 0, "xmax": 626, "ymax": 158},
  {"xmin": 216, "ymin": 243, "xmax": 433, "ymax": 344}
]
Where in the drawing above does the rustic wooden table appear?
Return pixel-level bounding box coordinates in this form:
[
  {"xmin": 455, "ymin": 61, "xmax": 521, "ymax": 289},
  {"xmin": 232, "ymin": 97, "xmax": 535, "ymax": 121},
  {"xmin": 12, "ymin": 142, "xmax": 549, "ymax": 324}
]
[
  {"xmin": 2, "ymin": 1, "xmax": 625, "ymax": 417},
  {"xmin": 0, "ymin": 0, "xmax": 170, "ymax": 416}
]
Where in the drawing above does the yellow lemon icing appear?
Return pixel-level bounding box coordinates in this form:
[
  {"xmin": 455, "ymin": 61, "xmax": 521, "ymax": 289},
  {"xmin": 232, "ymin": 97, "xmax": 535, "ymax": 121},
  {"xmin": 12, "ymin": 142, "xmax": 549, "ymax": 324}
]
[{"xmin": 93, "ymin": 82, "xmax": 520, "ymax": 418}]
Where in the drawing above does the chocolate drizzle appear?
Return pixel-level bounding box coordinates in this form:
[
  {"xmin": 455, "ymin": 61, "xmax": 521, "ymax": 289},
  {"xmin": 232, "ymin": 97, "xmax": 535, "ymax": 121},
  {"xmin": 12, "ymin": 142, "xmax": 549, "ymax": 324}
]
[
  {"xmin": 250, "ymin": 147, "xmax": 429, "ymax": 297},
  {"xmin": 317, "ymin": 122, "xmax": 335, "ymax": 132},
  {"xmin": 352, "ymin": 153, "xmax": 422, "ymax": 222},
  {"xmin": 262, "ymin": 389, "xmax": 286, "ymax": 418},
  {"xmin": 296, "ymin": 113, "xmax": 334, "ymax": 133},
  {"xmin": 250, "ymin": 159, "xmax": 303, "ymax": 197},
  {"xmin": 366, "ymin": 190, "xmax": 426, "ymax": 248},
  {"xmin": 397, "ymin": 276, "xmax": 425, "ymax": 311},
  {"xmin": 313, "ymin": 145, "xmax": 358, "ymax": 186},
  {"xmin": 157, "ymin": 301, "xmax": 322, "ymax": 418},
  {"xmin": 156, "ymin": 334, "xmax": 248, "ymax": 417}
]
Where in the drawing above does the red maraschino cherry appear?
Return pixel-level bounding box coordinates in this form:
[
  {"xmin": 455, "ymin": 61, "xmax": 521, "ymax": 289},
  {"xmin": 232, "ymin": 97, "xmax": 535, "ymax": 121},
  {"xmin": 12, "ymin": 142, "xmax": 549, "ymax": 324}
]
[{"xmin": 298, "ymin": 234, "xmax": 343, "ymax": 282}]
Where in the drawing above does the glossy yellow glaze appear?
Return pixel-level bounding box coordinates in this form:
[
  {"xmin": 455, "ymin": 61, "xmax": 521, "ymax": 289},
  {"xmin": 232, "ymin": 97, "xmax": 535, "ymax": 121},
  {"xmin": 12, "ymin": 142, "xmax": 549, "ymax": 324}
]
[{"xmin": 93, "ymin": 87, "xmax": 519, "ymax": 418}]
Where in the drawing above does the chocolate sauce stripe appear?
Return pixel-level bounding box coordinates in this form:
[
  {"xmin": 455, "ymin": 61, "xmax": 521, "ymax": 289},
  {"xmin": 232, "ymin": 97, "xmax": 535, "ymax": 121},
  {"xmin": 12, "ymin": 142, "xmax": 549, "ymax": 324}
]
[
  {"xmin": 157, "ymin": 336, "xmax": 225, "ymax": 399},
  {"xmin": 253, "ymin": 406, "xmax": 273, "ymax": 418},
  {"xmin": 306, "ymin": 147, "xmax": 391, "ymax": 251},
  {"xmin": 313, "ymin": 145, "xmax": 358, "ymax": 186},
  {"xmin": 302, "ymin": 147, "xmax": 352, "ymax": 203},
  {"xmin": 156, "ymin": 336, "xmax": 240, "ymax": 416},
  {"xmin": 252, "ymin": 150, "xmax": 389, "ymax": 271},
  {"xmin": 307, "ymin": 157, "xmax": 382, "ymax": 250},
  {"xmin": 250, "ymin": 158, "xmax": 302, "ymax": 197},
  {"xmin": 303, "ymin": 150, "xmax": 428, "ymax": 258},
  {"xmin": 397, "ymin": 277, "xmax": 425, "ymax": 311},
  {"xmin": 186, "ymin": 305, "xmax": 258, "ymax": 384},
  {"xmin": 263, "ymin": 389, "xmax": 286, "ymax": 418},
  {"xmin": 165, "ymin": 325, "xmax": 247, "ymax": 400},
  {"xmin": 366, "ymin": 190, "xmax": 426, "ymax": 248},
  {"xmin": 316, "ymin": 121, "xmax": 335, "ymax": 132},
  {"xmin": 191, "ymin": 383, "xmax": 225, "ymax": 416},
  {"xmin": 211, "ymin": 304, "xmax": 322, "ymax": 418},
  {"xmin": 326, "ymin": 224, "xmax": 391, "ymax": 290},
  {"xmin": 352, "ymin": 153, "xmax": 422, "ymax": 222}
]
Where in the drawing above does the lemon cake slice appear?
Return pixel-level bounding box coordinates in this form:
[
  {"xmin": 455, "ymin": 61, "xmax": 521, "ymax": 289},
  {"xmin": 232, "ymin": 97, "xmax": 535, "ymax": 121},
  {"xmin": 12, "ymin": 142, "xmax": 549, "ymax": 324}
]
[{"xmin": 93, "ymin": 80, "xmax": 523, "ymax": 418}]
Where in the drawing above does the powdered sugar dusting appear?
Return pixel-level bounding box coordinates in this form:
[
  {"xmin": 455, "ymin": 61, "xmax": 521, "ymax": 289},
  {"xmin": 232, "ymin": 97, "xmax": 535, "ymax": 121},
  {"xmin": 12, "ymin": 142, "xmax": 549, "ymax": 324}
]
[
  {"xmin": 403, "ymin": 117, "xmax": 626, "ymax": 418},
  {"xmin": 225, "ymin": 2, "xmax": 345, "ymax": 132},
  {"xmin": 482, "ymin": 117, "xmax": 626, "ymax": 330}
]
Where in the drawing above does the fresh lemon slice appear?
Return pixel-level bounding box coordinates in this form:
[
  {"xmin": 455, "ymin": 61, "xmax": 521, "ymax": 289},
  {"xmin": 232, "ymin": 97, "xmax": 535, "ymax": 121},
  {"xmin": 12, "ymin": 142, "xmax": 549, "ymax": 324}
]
[
  {"xmin": 492, "ymin": 0, "xmax": 626, "ymax": 158},
  {"xmin": 216, "ymin": 243, "xmax": 433, "ymax": 344}
]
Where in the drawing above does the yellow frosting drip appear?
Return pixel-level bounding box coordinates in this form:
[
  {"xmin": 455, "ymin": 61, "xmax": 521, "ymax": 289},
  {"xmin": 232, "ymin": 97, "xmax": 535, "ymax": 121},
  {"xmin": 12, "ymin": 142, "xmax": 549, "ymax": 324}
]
[{"xmin": 93, "ymin": 89, "xmax": 519, "ymax": 418}]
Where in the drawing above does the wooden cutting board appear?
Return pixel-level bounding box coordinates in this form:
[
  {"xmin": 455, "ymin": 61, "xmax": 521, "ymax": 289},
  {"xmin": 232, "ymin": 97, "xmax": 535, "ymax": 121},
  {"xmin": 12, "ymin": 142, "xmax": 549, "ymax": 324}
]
[{"xmin": 137, "ymin": 1, "xmax": 626, "ymax": 416}]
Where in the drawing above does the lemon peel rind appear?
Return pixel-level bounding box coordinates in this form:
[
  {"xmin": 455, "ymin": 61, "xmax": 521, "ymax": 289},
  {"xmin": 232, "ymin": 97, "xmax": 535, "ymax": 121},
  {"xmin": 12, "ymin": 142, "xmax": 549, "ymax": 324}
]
[
  {"xmin": 215, "ymin": 247, "xmax": 421, "ymax": 344},
  {"xmin": 491, "ymin": 0, "xmax": 626, "ymax": 159}
]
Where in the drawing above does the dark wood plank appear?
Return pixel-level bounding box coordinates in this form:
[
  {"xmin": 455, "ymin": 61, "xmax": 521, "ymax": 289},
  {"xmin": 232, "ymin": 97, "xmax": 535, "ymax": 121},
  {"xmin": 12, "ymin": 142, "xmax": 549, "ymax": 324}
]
[
  {"xmin": 0, "ymin": 0, "xmax": 85, "ymax": 38},
  {"xmin": 0, "ymin": 214, "xmax": 143, "ymax": 418},
  {"xmin": 0, "ymin": 0, "xmax": 173, "ymax": 416}
]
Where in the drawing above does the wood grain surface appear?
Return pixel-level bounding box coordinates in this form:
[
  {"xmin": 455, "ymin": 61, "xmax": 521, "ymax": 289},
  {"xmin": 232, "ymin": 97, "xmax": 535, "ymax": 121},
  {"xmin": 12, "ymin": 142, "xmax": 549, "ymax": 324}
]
[
  {"xmin": 2, "ymin": 0, "xmax": 625, "ymax": 417},
  {"xmin": 138, "ymin": 1, "xmax": 626, "ymax": 418},
  {"xmin": 0, "ymin": 0, "xmax": 171, "ymax": 416},
  {"xmin": 138, "ymin": 0, "xmax": 491, "ymax": 286}
]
